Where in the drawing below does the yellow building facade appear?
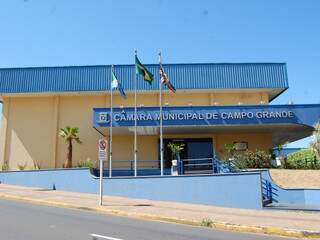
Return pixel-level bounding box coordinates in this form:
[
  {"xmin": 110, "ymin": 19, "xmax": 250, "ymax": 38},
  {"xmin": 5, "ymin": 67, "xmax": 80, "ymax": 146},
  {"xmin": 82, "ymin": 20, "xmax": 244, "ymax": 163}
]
[
  {"xmin": 0, "ymin": 90, "xmax": 271, "ymax": 170},
  {"xmin": 2, "ymin": 63, "xmax": 309, "ymax": 171}
]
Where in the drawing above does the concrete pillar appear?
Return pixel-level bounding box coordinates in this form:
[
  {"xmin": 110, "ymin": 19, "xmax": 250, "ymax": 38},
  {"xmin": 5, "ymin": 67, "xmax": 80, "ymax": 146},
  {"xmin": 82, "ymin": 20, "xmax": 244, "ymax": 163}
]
[
  {"xmin": 53, "ymin": 96, "xmax": 60, "ymax": 168},
  {"xmin": 0, "ymin": 97, "xmax": 10, "ymax": 168},
  {"xmin": 210, "ymin": 93, "xmax": 216, "ymax": 105}
]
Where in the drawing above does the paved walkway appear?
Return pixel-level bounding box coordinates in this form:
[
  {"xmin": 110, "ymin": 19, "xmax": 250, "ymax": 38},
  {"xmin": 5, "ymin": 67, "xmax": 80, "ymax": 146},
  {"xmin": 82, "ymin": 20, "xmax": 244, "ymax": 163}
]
[{"xmin": 0, "ymin": 184, "xmax": 320, "ymax": 238}]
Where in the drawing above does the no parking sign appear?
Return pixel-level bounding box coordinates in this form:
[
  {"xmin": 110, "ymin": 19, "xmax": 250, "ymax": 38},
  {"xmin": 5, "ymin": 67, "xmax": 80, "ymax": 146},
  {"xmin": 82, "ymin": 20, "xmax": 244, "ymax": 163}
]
[{"xmin": 98, "ymin": 139, "xmax": 108, "ymax": 162}]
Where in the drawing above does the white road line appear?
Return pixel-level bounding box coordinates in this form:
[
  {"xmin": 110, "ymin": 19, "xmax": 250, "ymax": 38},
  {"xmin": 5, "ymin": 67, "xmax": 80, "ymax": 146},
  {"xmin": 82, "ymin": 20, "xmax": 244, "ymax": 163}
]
[{"xmin": 90, "ymin": 233, "xmax": 124, "ymax": 240}]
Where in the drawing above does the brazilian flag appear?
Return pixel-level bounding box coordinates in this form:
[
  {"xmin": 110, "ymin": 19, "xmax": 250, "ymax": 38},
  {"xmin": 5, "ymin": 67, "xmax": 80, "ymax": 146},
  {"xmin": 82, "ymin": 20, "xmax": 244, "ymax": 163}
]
[{"xmin": 135, "ymin": 55, "xmax": 154, "ymax": 85}]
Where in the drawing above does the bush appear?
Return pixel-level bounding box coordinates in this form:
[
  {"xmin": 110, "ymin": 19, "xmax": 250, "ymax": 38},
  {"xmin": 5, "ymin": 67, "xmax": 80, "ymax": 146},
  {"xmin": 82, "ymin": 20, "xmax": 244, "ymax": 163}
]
[
  {"xmin": 233, "ymin": 150, "xmax": 272, "ymax": 169},
  {"xmin": 200, "ymin": 218, "xmax": 214, "ymax": 227},
  {"xmin": 77, "ymin": 159, "xmax": 96, "ymax": 168},
  {"xmin": 287, "ymin": 148, "xmax": 319, "ymax": 169},
  {"xmin": 17, "ymin": 163, "xmax": 27, "ymax": 171},
  {"xmin": 1, "ymin": 162, "xmax": 9, "ymax": 171}
]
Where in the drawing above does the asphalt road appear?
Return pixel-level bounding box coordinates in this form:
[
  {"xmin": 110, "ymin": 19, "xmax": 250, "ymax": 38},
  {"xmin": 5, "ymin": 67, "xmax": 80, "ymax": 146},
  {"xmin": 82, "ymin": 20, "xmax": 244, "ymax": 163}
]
[{"xmin": 0, "ymin": 199, "xmax": 294, "ymax": 240}]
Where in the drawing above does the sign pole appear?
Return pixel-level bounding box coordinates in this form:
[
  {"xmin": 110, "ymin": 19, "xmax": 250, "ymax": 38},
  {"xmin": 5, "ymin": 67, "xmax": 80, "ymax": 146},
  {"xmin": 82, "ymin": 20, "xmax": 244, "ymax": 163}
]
[
  {"xmin": 109, "ymin": 66, "xmax": 113, "ymax": 178},
  {"xmin": 98, "ymin": 139, "xmax": 107, "ymax": 206},
  {"xmin": 134, "ymin": 50, "xmax": 138, "ymax": 177},
  {"xmin": 159, "ymin": 52, "xmax": 164, "ymax": 176},
  {"xmin": 99, "ymin": 158, "xmax": 103, "ymax": 206}
]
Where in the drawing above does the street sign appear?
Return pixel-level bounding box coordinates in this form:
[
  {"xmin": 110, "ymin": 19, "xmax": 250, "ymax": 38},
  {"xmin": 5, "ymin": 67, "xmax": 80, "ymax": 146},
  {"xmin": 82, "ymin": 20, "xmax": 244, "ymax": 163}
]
[
  {"xmin": 98, "ymin": 139, "xmax": 108, "ymax": 162},
  {"xmin": 98, "ymin": 139, "xmax": 108, "ymax": 206}
]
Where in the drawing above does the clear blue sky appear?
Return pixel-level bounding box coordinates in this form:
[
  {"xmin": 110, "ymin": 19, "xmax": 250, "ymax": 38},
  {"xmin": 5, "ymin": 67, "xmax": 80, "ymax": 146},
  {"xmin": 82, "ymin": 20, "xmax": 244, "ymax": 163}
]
[{"xmin": 1, "ymin": 0, "xmax": 320, "ymax": 147}]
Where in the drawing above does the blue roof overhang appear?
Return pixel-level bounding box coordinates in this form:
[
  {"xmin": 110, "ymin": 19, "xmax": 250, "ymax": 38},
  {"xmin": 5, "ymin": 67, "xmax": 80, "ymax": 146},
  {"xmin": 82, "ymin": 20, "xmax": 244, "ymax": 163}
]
[
  {"xmin": 93, "ymin": 104, "xmax": 320, "ymax": 145},
  {"xmin": 0, "ymin": 63, "xmax": 288, "ymax": 102}
]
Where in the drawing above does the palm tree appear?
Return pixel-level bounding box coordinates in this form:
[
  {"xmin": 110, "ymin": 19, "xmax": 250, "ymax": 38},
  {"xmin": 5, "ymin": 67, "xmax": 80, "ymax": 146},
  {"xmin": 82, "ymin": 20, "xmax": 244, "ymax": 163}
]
[
  {"xmin": 311, "ymin": 122, "xmax": 320, "ymax": 161},
  {"xmin": 168, "ymin": 142, "xmax": 185, "ymax": 160},
  {"xmin": 59, "ymin": 126, "xmax": 82, "ymax": 168}
]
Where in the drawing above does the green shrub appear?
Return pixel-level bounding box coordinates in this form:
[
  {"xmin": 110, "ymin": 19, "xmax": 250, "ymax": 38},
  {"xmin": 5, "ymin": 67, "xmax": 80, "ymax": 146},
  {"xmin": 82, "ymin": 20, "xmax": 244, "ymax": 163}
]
[
  {"xmin": 310, "ymin": 122, "xmax": 320, "ymax": 161},
  {"xmin": 17, "ymin": 163, "xmax": 27, "ymax": 171},
  {"xmin": 224, "ymin": 143, "xmax": 236, "ymax": 159},
  {"xmin": 287, "ymin": 148, "xmax": 319, "ymax": 169},
  {"xmin": 77, "ymin": 159, "xmax": 96, "ymax": 168},
  {"xmin": 200, "ymin": 218, "xmax": 214, "ymax": 227},
  {"xmin": 1, "ymin": 162, "xmax": 9, "ymax": 171},
  {"xmin": 233, "ymin": 149, "xmax": 272, "ymax": 168}
]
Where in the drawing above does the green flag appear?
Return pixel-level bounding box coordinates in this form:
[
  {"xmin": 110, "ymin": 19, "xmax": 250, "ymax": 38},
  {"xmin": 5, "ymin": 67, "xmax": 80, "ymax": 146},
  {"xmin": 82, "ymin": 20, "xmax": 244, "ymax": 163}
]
[{"xmin": 135, "ymin": 55, "xmax": 154, "ymax": 85}]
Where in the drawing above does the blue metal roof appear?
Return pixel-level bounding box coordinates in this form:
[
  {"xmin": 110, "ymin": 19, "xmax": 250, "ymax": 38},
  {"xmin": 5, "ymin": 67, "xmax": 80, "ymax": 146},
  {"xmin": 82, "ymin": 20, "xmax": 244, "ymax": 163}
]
[{"xmin": 0, "ymin": 63, "xmax": 288, "ymax": 95}]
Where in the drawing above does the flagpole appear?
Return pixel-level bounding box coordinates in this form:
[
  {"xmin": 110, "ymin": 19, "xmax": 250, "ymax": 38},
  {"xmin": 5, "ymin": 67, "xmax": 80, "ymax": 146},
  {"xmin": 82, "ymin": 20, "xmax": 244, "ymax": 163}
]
[
  {"xmin": 109, "ymin": 65, "xmax": 114, "ymax": 178},
  {"xmin": 159, "ymin": 52, "xmax": 164, "ymax": 176},
  {"xmin": 134, "ymin": 50, "xmax": 138, "ymax": 177}
]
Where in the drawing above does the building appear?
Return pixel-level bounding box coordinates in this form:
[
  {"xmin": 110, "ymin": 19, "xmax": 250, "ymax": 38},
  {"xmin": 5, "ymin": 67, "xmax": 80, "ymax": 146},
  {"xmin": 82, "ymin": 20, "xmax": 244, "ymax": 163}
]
[{"xmin": 0, "ymin": 63, "xmax": 319, "ymax": 171}]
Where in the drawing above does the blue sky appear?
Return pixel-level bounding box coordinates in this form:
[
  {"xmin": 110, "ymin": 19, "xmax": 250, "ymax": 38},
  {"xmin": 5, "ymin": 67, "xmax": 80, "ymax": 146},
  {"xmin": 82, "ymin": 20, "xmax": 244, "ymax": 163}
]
[{"xmin": 1, "ymin": 0, "xmax": 320, "ymax": 147}]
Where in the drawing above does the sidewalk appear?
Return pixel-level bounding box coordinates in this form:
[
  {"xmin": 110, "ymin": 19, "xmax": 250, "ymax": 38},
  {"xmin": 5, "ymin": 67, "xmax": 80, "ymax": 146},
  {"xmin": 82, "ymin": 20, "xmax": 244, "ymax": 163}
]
[{"xmin": 0, "ymin": 184, "xmax": 320, "ymax": 238}]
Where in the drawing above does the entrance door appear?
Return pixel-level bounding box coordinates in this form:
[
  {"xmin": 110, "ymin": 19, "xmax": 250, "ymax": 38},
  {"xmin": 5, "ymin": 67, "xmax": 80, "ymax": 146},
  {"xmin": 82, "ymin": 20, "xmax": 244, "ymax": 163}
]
[{"xmin": 160, "ymin": 138, "xmax": 213, "ymax": 169}]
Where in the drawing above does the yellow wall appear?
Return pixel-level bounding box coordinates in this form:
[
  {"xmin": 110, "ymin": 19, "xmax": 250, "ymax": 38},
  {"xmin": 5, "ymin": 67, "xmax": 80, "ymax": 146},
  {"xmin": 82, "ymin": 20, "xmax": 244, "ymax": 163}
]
[
  {"xmin": 111, "ymin": 135, "xmax": 158, "ymax": 169},
  {"xmin": 111, "ymin": 91, "xmax": 269, "ymax": 107},
  {"xmin": 210, "ymin": 92, "xmax": 269, "ymax": 105},
  {"xmin": 56, "ymin": 95, "xmax": 107, "ymax": 168},
  {"xmin": 1, "ymin": 97, "xmax": 56, "ymax": 169},
  {"xmin": 0, "ymin": 90, "xmax": 272, "ymax": 170},
  {"xmin": 0, "ymin": 95, "xmax": 107, "ymax": 169},
  {"xmin": 215, "ymin": 132, "xmax": 273, "ymax": 159}
]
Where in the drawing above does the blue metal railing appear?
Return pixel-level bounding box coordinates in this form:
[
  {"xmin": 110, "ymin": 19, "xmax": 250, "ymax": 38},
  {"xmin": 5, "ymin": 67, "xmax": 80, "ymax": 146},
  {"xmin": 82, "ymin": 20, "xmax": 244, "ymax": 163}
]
[
  {"xmin": 261, "ymin": 178, "xmax": 279, "ymax": 206},
  {"xmin": 104, "ymin": 160, "xmax": 159, "ymax": 170},
  {"xmin": 178, "ymin": 157, "xmax": 242, "ymax": 175},
  {"xmin": 91, "ymin": 160, "xmax": 172, "ymax": 177},
  {"xmin": 224, "ymin": 160, "xmax": 242, "ymax": 172},
  {"xmin": 180, "ymin": 158, "xmax": 214, "ymax": 174},
  {"xmin": 91, "ymin": 157, "xmax": 243, "ymax": 177}
]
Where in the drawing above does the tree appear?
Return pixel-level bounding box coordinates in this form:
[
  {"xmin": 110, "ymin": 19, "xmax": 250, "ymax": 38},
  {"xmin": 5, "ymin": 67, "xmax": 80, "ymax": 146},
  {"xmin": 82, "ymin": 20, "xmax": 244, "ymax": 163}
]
[
  {"xmin": 311, "ymin": 122, "xmax": 320, "ymax": 161},
  {"xmin": 287, "ymin": 148, "xmax": 318, "ymax": 169},
  {"xmin": 167, "ymin": 142, "xmax": 185, "ymax": 160},
  {"xmin": 59, "ymin": 126, "xmax": 82, "ymax": 168}
]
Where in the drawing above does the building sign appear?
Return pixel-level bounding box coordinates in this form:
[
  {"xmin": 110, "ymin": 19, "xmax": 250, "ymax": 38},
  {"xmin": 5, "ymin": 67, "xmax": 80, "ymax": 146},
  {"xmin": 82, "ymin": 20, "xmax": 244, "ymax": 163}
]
[
  {"xmin": 98, "ymin": 110, "xmax": 294, "ymax": 122},
  {"xmin": 93, "ymin": 104, "xmax": 320, "ymax": 128}
]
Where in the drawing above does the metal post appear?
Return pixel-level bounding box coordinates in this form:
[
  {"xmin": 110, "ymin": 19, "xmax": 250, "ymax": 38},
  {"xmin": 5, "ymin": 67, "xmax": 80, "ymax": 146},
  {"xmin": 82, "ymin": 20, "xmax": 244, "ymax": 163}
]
[
  {"xmin": 134, "ymin": 50, "xmax": 138, "ymax": 177},
  {"xmin": 109, "ymin": 66, "xmax": 113, "ymax": 178},
  {"xmin": 99, "ymin": 159, "xmax": 103, "ymax": 205},
  {"xmin": 159, "ymin": 53, "xmax": 164, "ymax": 176},
  {"xmin": 212, "ymin": 157, "xmax": 215, "ymax": 174},
  {"xmin": 268, "ymin": 181, "xmax": 273, "ymax": 202}
]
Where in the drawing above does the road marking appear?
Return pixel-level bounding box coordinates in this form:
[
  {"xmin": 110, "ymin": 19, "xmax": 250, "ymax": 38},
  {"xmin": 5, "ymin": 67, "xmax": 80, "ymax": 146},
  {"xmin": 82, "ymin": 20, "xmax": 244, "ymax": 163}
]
[{"xmin": 90, "ymin": 233, "xmax": 124, "ymax": 240}]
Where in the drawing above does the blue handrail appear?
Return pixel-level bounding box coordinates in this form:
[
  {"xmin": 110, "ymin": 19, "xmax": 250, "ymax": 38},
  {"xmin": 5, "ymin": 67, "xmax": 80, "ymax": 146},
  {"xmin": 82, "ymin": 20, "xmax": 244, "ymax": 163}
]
[
  {"xmin": 178, "ymin": 156, "xmax": 241, "ymax": 174},
  {"xmin": 262, "ymin": 180, "xmax": 271, "ymax": 202},
  {"xmin": 97, "ymin": 157, "xmax": 242, "ymax": 176}
]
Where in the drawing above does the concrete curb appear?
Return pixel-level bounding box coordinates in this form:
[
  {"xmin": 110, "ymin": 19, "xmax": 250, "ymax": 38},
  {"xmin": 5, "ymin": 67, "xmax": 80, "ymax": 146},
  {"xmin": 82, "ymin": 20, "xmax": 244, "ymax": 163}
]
[{"xmin": 1, "ymin": 193, "xmax": 320, "ymax": 239}]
